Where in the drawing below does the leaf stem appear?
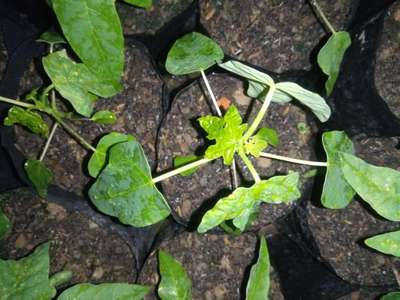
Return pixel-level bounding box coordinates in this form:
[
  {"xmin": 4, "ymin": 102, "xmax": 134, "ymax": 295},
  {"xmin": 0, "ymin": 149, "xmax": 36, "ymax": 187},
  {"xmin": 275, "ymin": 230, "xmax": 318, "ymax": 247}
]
[
  {"xmin": 0, "ymin": 96, "xmax": 35, "ymax": 109},
  {"xmin": 200, "ymin": 69, "xmax": 222, "ymax": 117},
  {"xmin": 152, "ymin": 158, "xmax": 212, "ymax": 183},
  {"xmin": 39, "ymin": 122, "xmax": 58, "ymax": 161},
  {"xmin": 309, "ymin": 0, "xmax": 336, "ymax": 34},
  {"xmin": 243, "ymin": 85, "xmax": 276, "ymax": 141},
  {"xmin": 239, "ymin": 150, "xmax": 261, "ymax": 182},
  {"xmin": 259, "ymin": 152, "xmax": 327, "ymax": 167}
]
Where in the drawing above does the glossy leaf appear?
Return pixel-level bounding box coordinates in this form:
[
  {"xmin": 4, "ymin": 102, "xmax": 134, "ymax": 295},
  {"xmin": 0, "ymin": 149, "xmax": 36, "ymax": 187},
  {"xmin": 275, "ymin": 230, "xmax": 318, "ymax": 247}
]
[
  {"xmin": 91, "ymin": 110, "xmax": 117, "ymax": 125},
  {"xmin": 0, "ymin": 242, "xmax": 56, "ymax": 300},
  {"xmin": 276, "ymin": 82, "xmax": 331, "ymax": 122},
  {"xmin": 198, "ymin": 105, "xmax": 247, "ymax": 165},
  {"xmin": 246, "ymin": 127, "xmax": 279, "ymax": 157},
  {"xmin": 122, "ymin": 0, "xmax": 152, "ymax": 8},
  {"xmin": 246, "ymin": 237, "xmax": 270, "ymax": 300},
  {"xmin": 317, "ymin": 31, "xmax": 351, "ymax": 96},
  {"xmin": 158, "ymin": 250, "xmax": 192, "ymax": 300},
  {"xmin": 256, "ymin": 128, "xmax": 279, "ymax": 147},
  {"xmin": 0, "ymin": 208, "xmax": 10, "ymax": 240},
  {"xmin": 232, "ymin": 204, "xmax": 260, "ymax": 232},
  {"xmin": 381, "ymin": 292, "xmax": 400, "ymax": 300},
  {"xmin": 43, "ymin": 50, "xmax": 120, "ymax": 117},
  {"xmin": 89, "ymin": 141, "xmax": 171, "ymax": 227},
  {"xmin": 37, "ymin": 31, "xmax": 66, "ymax": 45},
  {"xmin": 24, "ymin": 160, "xmax": 53, "ymax": 198},
  {"xmin": 321, "ymin": 131, "xmax": 355, "ymax": 209},
  {"xmin": 58, "ymin": 283, "xmax": 150, "ymax": 300},
  {"xmin": 198, "ymin": 173, "xmax": 300, "ymax": 233},
  {"xmin": 88, "ymin": 132, "xmax": 136, "ymax": 178},
  {"xmin": 173, "ymin": 155, "xmax": 199, "ymax": 176},
  {"xmin": 247, "ymin": 80, "xmax": 292, "ymax": 104},
  {"xmin": 365, "ymin": 230, "xmax": 400, "ymax": 257},
  {"xmin": 340, "ymin": 153, "xmax": 400, "ymax": 221},
  {"xmin": 166, "ymin": 32, "xmax": 224, "ymax": 75},
  {"xmin": 4, "ymin": 106, "xmax": 49, "ymax": 137},
  {"xmin": 52, "ymin": 0, "xmax": 124, "ymax": 84},
  {"xmin": 219, "ymin": 60, "xmax": 274, "ymax": 86}
]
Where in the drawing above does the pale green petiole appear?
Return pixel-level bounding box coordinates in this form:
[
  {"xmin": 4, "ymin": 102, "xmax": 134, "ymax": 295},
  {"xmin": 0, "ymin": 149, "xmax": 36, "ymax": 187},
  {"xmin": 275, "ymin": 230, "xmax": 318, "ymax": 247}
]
[
  {"xmin": 309, "ymin": 0, "xmax": 336, "ymax": 34},
  {"xmin": 239, "ymin": 149, "xmax": 261, "ymax": 182},
  {"xmin": 0, "ymin": 96, "xmax": 35, "ymax": 109},
  {"xmin": 259, "ymin": 152, "xmax": 328, "ymax": 167}
]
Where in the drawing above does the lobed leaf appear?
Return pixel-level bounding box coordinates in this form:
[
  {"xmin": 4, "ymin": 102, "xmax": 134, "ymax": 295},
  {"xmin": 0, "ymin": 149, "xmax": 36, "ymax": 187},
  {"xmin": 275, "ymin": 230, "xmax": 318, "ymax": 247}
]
[
  {"xmin": 0, "ymin": 242, "xmax": 56, "ymax": 300},
  {"xmin": 91, "ymin": 110, "xmax": 117, "ymax": 125},
  {"xmin": 24, "ymin": 160, "xmax": 54, "ymax": 198},
  {"xmin": 245, "ymin": 127, "xmax": 279, "ymax": 157},
  {"xmin": 121, "ymin": 0, "xmax": 152, "ymax": 8},
  {"xmin": 88, "ymin": 132, "xmax": 136, "ymax": 178},
  {"xmin": 52, "ymin": 0, "xmax": 124, "ymax": 84},
  {"xmin": 4, "ymin": 106, "xmax": 49, "ymax": 137},
  {"xmin": 198, "ymin": 172, "xmax": 300, "ymax": 233},
  {"xmin": 365, "ymin": 230, "xmax": 400, "ymax": 257},
  {"xmin": 321, "ymin": 131, "xmax": 355, "ymax": 209},
  {"xmin": 43, "ymin": 50, "xmax": 120, "ymax": 117},
  {"xmin": 166, "ymin": 32, "xmax": 224, "ymax": 75},
  {"xmin": 381, "ymin": 292, "xmax": 400, "ymax": 300},
  {"xmin": 158, "ymin": 251, "xmax": 192, "ymax": 300},
  {"xmin": 276, "ymin": 82, "xmax": 331, "ymax": 122},
  {"xmin": 58, "ymin": 283, "xmax": 150, "ymax": 300},
  {"xmin": 246, "ymin": 237, "xmax": 270, "ymax": 300},
  {"xmin": 89, "ymin": 141, "xmax": 171, "ymax": 227},
  {"xmin": 317, "ymin": 31, "xmax": 351, "ymax": 96},
  {"xmin": 37, "ymin": 31, "xmax": 66, "ymax": 45},
  {"xmin": 173, "ymin": 155, "xmax": 200, "ymax": 176},
  {"xmin": 340, "ymin": 153, "xmax": 400, "ymax": 221}
]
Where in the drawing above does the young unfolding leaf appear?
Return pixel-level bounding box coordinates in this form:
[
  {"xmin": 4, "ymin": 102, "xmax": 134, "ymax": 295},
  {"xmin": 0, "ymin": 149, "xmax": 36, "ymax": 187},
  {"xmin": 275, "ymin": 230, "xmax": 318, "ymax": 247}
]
[
  {"xmin": 198, "ymin": 172, "xmax": 300, "ymax": 233},
  {"xmin": 24, "ymin": 160, "xmax": 54, "ymax": 198},
  {"xmin": 245, "ymin": 127, "xmax": 279, "ymax": 157},
  {"xmin": 0, "ymin": 242, "xmax": 56, "ymax": 300},
  {"xmin": 340, "ymin": 153, "xmax": 400, "ymax": 221},
  {"xmin": 89, "ymin": 141, "xmax": 171, "ymax": 227},
  {"xmin": 381, "ymin": 292, "xmax": 400, "ymax": 300},
  {"xmin": 166, "ymin": 32, "xmax": 224, "ymax": 75},
  {"xmin": 198, "ymin": 105, "xmax": 247, "ymax": 165},
  {"xmin": 121, "ymin": 0, "xmax": 152, "ymax": 8},
  {"xmin": 52, "ymin": 0, "xmax": 124, "ymax": 84},
  {"xmin": 4, "ymin": 106, "xmax": 49, "ymax": 137},
  {"xmin": 275, "ymin": 82, "xmax": 331, "ymax": 122},
  {"xmin": 246, "ymin": 237, "xmax": 270, "ymax": 300},
  {"xmin": 365, "ymin": 230, "xmax": 400, "ymax": 257},
  {"xmin": 158, "ymin": 251, "xmax": 192, "ymax": 300},
  {"xmin": 88, "ymin": 132, "xmax": 136, "ymax": 178},
  {"xmin": 321, "ymin": 131, "xmax": 355, "ymax": 209},
  {"xmin": 43, "ymin": 50, "xmax": 120, "ymax": 117},
  {"xmin": 91, "ymin": 110, "xmax": 117, "ymax": 125},
  {"xmin": 37, "ymin": 31, "xmax": 66, "ymax": 45},
  {"xmin": 58, "ymin": 283, "xmax": 150, "ymax": 300},
  {"xmin": 317, "ymin": 31, "xmax": 351, "ymax": 96},
  {"xmin": 173, "ymin": 155, "xmax": 200, "ymax": 176}
]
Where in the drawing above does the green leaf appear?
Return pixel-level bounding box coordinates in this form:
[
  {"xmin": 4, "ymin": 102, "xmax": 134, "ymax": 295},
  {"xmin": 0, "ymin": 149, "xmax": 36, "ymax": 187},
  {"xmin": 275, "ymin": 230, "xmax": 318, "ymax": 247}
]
[
  {"xmin": 0, "ymin": 242, "xmax": 56, "ymax": 300},
  {"xmin": 165, "ymin": 32, "xmax": 224, "ymax": 75},
  {"xmin": 232, "ymin": 204, "xmax": 260, "ymax": 232},
  {"xmin": 88, "ymin": 132, "xmax": 136, "ymax": 178},
  {"xmin": 158, "ymin": 251, "xmax": 192, "ymax": 300},
  {"xmin": 246, "ymin": 237, "xmax": 270, "ymax": 300},
  {"xmin": 381, "ymin": 292, "xmax": 400, "ymax": 300},
  {"xmin": 58, "ymin": 283, "xmax": 150, "ymax": 300},
  {"xmin": 198, "ymin": 173, "xmax": 300, "ymax": 233},
  {"xmin": 89, "ymin": 141, "xmax": 171, "ymax": 227},
  {"xmin": 247, "ymin": 80, "xmax": 292, "ymax": 104},
  {"xmin": 91, "ymin": 110, "xmax": 117, "ymax": 125},
  {"xmin": 245, "ymin": 127, "xmax": 279, "ymax": 157},
  {"xmin": 24, "ymin": 160, "xmax": 53, "ymax": 198},
  {"xmin": 121, "ymin": 0, "xmax": 152, "ymax": 9},
  {"xmin": 321, "ymin": 131, "xmax": 356, "ymax": 209},
  {"xmin": 37, "ymin": 31, "xmax": 66, "ymax": 45},
  {"xmin": 43, "ymin": 50, "xmax": 120, "ymax": 117},
  {"xmin": 317, "ymin": 31, "xmax": 351, "ymax": 96},
  {"xmin": 340, "ymin": 153, "xmax": 400, "ymax": 221},
  {"xmin": 173, "ymin": 155, "xmax": 199, "ymax": 176},
  {"xmin": 52, "ymin": 0, "xmax": 124, "ymax": 84},
  {"xmin": 0, "ymin": 208, "xmax": 10, "ymax": 240},
  {"xmin": 365, "ymin": 230, "xmax": 400, "ymax": 257},
  {"xmin": 198, "ymin": 105, "xmax": 247, "ymax": 165},
  {"xmin": 276, "ymin": 82, "xmax": 331, "ymax": 122},
  {"xmin": 4, "ymin": 107, "xmax": 49, "ymax": 137},
  {"xmin": 219, "ymin": 60, "xmax": 274, "ymax": 86}
]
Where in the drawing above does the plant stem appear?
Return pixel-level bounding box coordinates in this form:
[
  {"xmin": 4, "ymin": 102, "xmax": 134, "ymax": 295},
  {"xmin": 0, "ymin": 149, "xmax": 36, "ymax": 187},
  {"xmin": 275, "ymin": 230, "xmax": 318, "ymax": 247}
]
[
  {"xmin": 39, "ymin": 122, "xmax": 58, "ymax": 161},
  {"xmin": 239, "ymin": 150, "xmax": 261, "ymax": 183},
  {"xmin": 0, "ymin": 96, "xmax": 35, "ymax": 109},
  {"xmin": 243, "ymin": 85, "xmax": 276, "ymax": 141},
  {"xmin": 309, "ymin": 0, "xmax": 336, "ymax": 34},
  {"xmin": 231, "ymin": 159, "xmax": 238, "ymax": 188},
  {"xmin": 200, "ymin": 69, "xmax": 222, "ymax": 117},
  {"xmin": 152, "ymin": 158, "xmax": 211, "ymax": 183},
  {"xmin": 52, "ymin": 115, "xmax": 96, "ymax": 152},
  {"xmin": 259, "ymin": 152, "xmax": 328, "ymax": 167}
]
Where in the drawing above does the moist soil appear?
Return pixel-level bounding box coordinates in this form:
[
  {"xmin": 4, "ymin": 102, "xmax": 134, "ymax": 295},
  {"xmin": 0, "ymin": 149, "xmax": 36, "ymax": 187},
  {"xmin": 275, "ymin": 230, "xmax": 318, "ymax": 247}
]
[{"xmin": 1, "ymin": 1, "xmax": 400, "ymax": 299}]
